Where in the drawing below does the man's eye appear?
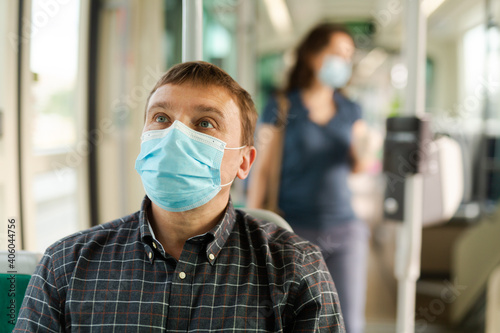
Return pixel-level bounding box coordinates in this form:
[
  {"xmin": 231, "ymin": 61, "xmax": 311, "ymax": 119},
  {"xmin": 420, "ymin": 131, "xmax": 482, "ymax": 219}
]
[
  {"xmin": 155, "ymin": 115, "xmax": 168, "ymax": 123},
  {"xmin": 199, "ymin": 120, "xmax": 214, "ymax": 129}
]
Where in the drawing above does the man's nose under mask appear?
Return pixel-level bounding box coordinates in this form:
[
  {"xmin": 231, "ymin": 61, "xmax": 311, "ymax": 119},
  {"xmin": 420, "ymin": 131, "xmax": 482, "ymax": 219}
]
[{"xmin": 135, "ymin": 120, "xmax": 245, "ymax": 212}]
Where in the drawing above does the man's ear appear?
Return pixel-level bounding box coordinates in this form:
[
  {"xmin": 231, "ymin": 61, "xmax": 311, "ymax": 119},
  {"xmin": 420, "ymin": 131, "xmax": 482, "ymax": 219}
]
[{"xmin": 237, "ymin": 146, "xmax": 257, "ymax": 180}]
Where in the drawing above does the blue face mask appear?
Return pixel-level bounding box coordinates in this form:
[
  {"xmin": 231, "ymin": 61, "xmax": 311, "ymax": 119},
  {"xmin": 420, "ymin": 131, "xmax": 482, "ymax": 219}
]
[
  {"xmin": 318, "ymin": 55, "xmax": 352, "ymax": 88},
  {"xmin": 135, "ymin": 120, "xmax": 245, "ymax": 212}
]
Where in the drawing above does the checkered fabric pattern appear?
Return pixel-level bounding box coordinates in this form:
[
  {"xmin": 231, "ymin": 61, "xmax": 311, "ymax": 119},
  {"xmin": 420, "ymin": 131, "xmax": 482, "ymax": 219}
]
[{"xmin": 14, "ymin": 196, "xmax": 345, "ymax": 332}]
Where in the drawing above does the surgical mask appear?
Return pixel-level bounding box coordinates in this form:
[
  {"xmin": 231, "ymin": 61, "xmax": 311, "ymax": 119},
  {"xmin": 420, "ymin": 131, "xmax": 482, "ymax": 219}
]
[
  {"xmin": 135, "ymin": 120, "xmax": 245, "ymax": 212},
  {"xmin": 318, "ymin": 55, "xmax": 352, "ymax": 88}
]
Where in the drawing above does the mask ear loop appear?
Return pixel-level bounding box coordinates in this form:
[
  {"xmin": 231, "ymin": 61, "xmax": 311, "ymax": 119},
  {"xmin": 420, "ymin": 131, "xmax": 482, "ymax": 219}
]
[
  {"xmin": 220, "ymin": 145, "xmax": 247, "ymax": 187},
  {"xmin": 224, "ymin": 145, "xmax": 247, "ymax": 150},
  {"xmin": 220, "ymin": 179, "xmax": 235, "ymax": 187}
]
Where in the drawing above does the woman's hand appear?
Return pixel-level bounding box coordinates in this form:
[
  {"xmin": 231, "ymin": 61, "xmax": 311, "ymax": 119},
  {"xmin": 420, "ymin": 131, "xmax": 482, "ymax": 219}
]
[{"xmin": 350, "ymin": 120, "xmax": 381, "ymax": 173}]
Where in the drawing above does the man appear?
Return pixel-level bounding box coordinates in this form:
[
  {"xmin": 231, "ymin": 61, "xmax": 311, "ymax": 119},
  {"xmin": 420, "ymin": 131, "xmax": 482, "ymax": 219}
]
[{"xmin": 15, "ymin": 62, "xmax": 345, "ymax": 332}]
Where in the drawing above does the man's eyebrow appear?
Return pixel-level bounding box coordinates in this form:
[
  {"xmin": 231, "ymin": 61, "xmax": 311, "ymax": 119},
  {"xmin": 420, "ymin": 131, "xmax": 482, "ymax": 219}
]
[
  {"xmin": 194, "ymin": 105, "xmax": 225, "ymax": 119},
  {"xmin": 147, "ymin": 101, "xmax": 173, "ymax": 112}
]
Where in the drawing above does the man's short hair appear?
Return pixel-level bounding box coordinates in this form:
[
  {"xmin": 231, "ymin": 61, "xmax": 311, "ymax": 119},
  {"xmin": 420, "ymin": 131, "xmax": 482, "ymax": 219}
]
[{"xmin": 145, "ymin": 61, "xmax": 258, "ymax": 146}]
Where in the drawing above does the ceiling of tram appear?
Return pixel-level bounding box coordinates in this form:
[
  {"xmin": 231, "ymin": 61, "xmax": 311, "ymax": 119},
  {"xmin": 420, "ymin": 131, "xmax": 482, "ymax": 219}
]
[{"xmin": 256, "ymin": 0, "xmax": 487, "ymax": 54}]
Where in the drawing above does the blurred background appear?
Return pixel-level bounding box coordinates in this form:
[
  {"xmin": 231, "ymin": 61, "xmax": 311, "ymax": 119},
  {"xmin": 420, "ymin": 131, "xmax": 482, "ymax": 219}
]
[{"xmin": 1, "ymin": 0, "xmax": 500, "ymax": 332}]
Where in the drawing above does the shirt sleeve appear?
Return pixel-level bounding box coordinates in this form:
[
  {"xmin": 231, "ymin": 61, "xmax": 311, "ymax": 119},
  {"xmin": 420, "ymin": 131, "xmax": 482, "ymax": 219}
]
[
  {"xmin": 290, "ymin": 245, "xmax": 346, "ymax": 332},
  {"xmin": 14, "ymin": 252, "xmax": 64, "ymax": 332}
]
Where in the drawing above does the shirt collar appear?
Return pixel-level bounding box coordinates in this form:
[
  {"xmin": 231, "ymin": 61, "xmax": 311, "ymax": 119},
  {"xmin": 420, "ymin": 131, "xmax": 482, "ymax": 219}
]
[
  {"xmin": 205, "ymin": 198, "xmax": 237, "ymax": 265},
  {"xmin": 138, "ymin": 196, "xmax": 237, "ymax": 265},
  {"xmin": 139, "ymin": 196, "xmax": 154, "ymax": 244}
]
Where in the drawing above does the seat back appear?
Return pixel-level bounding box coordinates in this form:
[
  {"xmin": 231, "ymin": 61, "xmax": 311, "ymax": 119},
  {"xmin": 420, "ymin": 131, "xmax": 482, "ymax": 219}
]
[
  {"xmin": 486, "ymin": 265, "xmax": 500, "ymax": 333},
  {"xmin": 239, "ymin": 208, "xmax": 294, "ymax": 233}
]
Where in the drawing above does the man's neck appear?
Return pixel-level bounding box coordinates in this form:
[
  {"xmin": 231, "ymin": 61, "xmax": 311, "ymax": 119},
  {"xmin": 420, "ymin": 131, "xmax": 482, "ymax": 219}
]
[{"xmin": 148, "ymin": 194, "xmax": 229, "ymax": 260}]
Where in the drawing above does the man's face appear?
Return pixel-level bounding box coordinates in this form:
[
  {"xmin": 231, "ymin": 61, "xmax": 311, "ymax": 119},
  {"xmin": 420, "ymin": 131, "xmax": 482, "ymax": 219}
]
[{"xmin": 143, "ymin": 83, "xmax": 254, "ymax": 190}]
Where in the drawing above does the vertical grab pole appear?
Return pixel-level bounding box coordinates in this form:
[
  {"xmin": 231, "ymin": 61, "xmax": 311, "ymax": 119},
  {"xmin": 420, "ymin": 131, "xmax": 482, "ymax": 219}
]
[
  {"xmin": 395, "ymin": 1, "xmax": 427, "ymax": 333},
  {"xmin": 182, "ymin": 0, "xmax": 203, "ymax": 62},
  {"xmin": 404, "ymin": 0, "xmax": 426, "ymax": 118},
  {"xmin": 395, "ymin": 174, "xmax": 424, "ymax": 333}
]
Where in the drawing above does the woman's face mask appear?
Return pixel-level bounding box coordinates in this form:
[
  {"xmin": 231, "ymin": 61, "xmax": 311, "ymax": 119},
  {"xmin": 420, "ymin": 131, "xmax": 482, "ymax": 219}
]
[{"xmin": 318, "ymin": 55, "xmax": 353, "ymax": 89}]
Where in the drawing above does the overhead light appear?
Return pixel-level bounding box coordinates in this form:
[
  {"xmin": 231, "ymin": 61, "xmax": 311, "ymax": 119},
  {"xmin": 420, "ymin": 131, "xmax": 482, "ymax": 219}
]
[
  {"xmin": 421, "ymin": 0, "xmax": 446, "ymax": 17},
  {"xmin": 263, "ymin": 0, "xmax": 292, "ymax": 34},
  {"xmin": 391, "ymin": 64, "xmax": 408, "ymax": 89}
]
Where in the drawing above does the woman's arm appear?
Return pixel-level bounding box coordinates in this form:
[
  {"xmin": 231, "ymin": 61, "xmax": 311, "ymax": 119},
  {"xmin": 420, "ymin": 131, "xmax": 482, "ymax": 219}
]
[
  {"xmin": 350, "ymin": 119, "xmax": 371, "ymax": 173},
  {"xmin": 246, "ymin": 123, "xmax": 283, "ymax": 208}
]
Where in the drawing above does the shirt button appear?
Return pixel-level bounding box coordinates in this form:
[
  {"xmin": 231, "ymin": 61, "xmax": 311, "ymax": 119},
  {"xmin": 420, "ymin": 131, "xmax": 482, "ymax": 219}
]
[
  {"xmin": 179, "ymin": 272, "xmax": 186, "ymax": 279},
  {"xmin": 152, "ymin": 242, "xmax": 157, "ymax": 249},
  {"xmin": 209, "ymin": 253, "xmax": 215, "ymax": 260},
  {"xmin": 148, "ymin": 252, "xmax": 153, "ymax": 259}
]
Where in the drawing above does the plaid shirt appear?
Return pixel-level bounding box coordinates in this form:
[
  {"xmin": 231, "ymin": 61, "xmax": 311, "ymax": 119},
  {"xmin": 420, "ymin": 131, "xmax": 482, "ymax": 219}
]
[{"xmin": 15, "ymin": 197, "xmax": 345, "ymax": 332}]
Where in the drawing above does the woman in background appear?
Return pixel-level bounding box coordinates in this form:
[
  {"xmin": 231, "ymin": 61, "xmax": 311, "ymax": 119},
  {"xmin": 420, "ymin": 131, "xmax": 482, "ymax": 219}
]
[{"xmin": 247, "ymin": 23, "xmax": 370, "ymax": 333}]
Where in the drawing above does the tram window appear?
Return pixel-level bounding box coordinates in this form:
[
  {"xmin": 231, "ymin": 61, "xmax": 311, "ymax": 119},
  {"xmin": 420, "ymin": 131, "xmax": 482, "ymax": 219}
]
[
  {"xmin": 0, "ymin": 1, "xmax": 22, "ymax": 250},
  {"xmin": 30, "ymin": 1, "xmax": 81, "ymax": 151},
  {"xmin": 0, "ymin": 0, "xmax": 12, "ymax": 250},
  {"xmin": 462, "ymin": 24, "xmax": 486, "ymax": 120},
  {"xmin": 22, "ymin": 0, "xmax": 90, "ymax": 252}
]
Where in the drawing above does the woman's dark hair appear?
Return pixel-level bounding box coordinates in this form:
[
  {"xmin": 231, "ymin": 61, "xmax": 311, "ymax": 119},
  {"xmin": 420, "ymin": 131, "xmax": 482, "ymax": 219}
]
[{"xmin": 285, "ymin": 23, "xmax": 353, "ymax": 92}]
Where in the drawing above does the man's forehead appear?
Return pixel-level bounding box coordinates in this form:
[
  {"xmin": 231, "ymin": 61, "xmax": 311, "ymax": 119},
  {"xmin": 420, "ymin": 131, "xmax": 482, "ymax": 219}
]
[{"xmin": 147, "ymin": 83, "xmax": 238, "ymax": 115}]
